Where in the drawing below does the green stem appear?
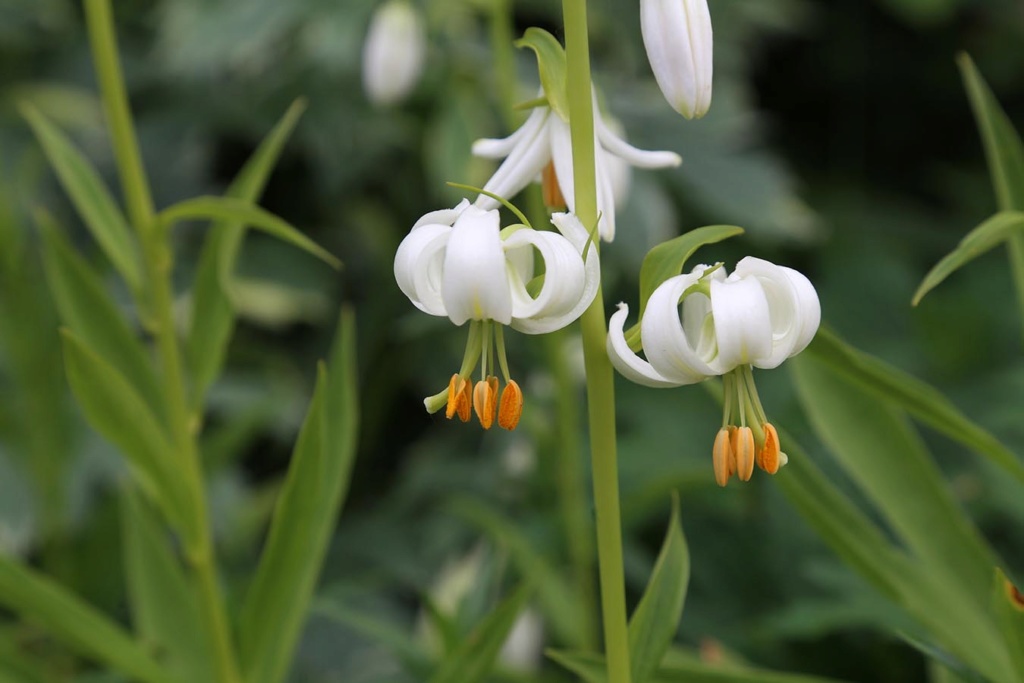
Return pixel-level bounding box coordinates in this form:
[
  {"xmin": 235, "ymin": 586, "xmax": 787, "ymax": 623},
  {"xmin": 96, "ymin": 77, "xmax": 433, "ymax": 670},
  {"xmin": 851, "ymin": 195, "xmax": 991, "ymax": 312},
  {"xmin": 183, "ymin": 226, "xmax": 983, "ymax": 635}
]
[
  {"xmin": 561, "ymin": 0, "xmax": 633, "ymax": 681},
  {"xmin": 1009, "ymin": 235, "xmax": 1024, "ymax": 341},
  {"xmin": 84, "ymin": 3, "xmax": 241, "ymax": 682},
  {"xmin": 489, "ymin": 0, "xmax": 518, "ymax": 129}
]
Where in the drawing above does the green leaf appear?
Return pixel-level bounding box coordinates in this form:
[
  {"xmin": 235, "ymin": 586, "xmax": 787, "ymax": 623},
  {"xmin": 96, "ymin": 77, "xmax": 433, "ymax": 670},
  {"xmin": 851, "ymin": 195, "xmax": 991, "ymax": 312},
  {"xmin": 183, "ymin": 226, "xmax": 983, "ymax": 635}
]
[
  {"xmin": 548, "ymin": 649, "xmax": 848, "ymax": 683},
  {"xmin": 428, "ymin": 584, "xmax": 531, "ymax": 683},
  {"xmin": 121, "ymin": 487, "xmax": 214, "ymax": 682},
  {"xmin": 628, "ymin": 493, "xmax": 689, "ymax": 683},
  {"xmin": 913, "ymin": 211, "xmax": 1024, "ymax": 305},
  {"xmin": 186, "ymin": 100, "xmax": 306, "ymax": 411},
  {"xmin": 806, "ymin": 328, "xmax": 1024, "ymax": 485},
  {"xmin": 0, "ymin": 554, "xmax": 173, "ymax": 683},
  {"xmin": 958, "ymin": 53, "xmax": 1024, "ymax": 212},
  {"xmin": 239, "ymin": 309, "xmax": 359, "ymax": 683},
  {"xmin": 993, "ymin": 569, "xmax": 1024, "ymax": 679},
  {"xmin": 60, "ymin": 330, "xmax": 196, "ymax": 548},
  {"xmin": 448, "ymin": 497, "xmax": 589, "ymax": 648},
  {"xmin": 791, "ymin": 353, "xmax": 997, "ymax": 610},
  {"xmin": 515, "ymin": 28, "xmax": 569, "ymax": 121},
  {"xmin": 37, "ymin": 212, "xmax": 166, "ymax": 429},
  {"xmin": 313, "ymin": 599, "xmax": 433, "ymax": 676},
  {"xmin": 624, "ymin": 226, "xmax": 744, "ymax": 347},
  {"xmin": 21, "ymin": 105, "xmax": 142, "ymax": 292},
  {"xmin": 158, "ymin": 196, "xmax": 341, "ymax": 271}
]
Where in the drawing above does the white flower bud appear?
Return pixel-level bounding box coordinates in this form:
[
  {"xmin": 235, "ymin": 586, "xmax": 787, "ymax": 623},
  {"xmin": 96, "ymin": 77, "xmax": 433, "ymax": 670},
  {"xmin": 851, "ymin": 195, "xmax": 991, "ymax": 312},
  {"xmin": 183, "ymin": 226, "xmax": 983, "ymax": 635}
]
[
  {"xmin": 362, "ymin": 0, "xmax": 426, "ymax": 106},
  {"xmin": 640, "ymin": 0, "xmax": 713, "ymax": 119}
]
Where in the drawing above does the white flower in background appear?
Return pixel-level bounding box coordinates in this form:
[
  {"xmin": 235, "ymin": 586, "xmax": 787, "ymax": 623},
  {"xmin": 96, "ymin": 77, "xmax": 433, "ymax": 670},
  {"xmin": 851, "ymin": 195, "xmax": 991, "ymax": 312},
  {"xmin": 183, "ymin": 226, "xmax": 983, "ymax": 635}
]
[
  {"xmin": 362, "ymin": 0, "xmax": 426, "ymax": 106},
  {"xmin": 471, "ymin": 92, "xmax": 681, "ymax": 242},
  {"xmin": 641, "ymin": 0, "xmax": 713, "ymax": 119},
  {"xmin": 607, "ymin": 257, "xmax": 819, "ymax": 485},
  {"xmin": 394, "ymin": 201, "xmax": 599, "ymax": 428}
]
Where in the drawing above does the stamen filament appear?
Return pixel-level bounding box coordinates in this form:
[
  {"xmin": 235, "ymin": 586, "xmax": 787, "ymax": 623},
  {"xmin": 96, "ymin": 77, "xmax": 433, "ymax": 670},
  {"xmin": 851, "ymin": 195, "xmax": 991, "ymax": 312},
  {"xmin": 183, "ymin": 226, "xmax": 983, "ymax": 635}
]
[{"xmin": 494, "ymin": 325, "xmax": 512, "ymax": 383}]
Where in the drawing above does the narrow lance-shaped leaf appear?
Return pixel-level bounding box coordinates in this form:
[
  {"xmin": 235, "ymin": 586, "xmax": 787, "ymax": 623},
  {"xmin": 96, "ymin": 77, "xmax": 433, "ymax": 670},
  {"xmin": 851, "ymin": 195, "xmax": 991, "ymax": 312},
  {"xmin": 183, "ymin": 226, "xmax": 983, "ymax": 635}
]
[
  {"xmin": 428, "ymin": 584, "xmax": 532, "ymax": 683},
  {"xmin": 913, "ymin": 211, "xmax": 1024, "ymax": 305},
  {"xmin": 121, "ymin": 487, "xmax": 214, "ymax": 682},
  {"xmin": 158, "ymin": 196, "xmax": 340, "ymax": 271},
  {"xmin": 626, "ymin": 225, "xmax": 744, "ymax": 349},
  {"xmin": 187, "ymin": 100, "xmax": 306, "ymax": 411},
  {"xmin": 60, "ymin": 330, "xmax": 198, "ymax": 551},
  {"xmin": 21, "ymin": 105, "xmax": 143, "ymax": 293},
  {"xmin": 0, "ymin": 554, "xmax": 173, "ymax": 683},
  {"xmin": 628, "ymin": 493, "xmax": 689, "ymax": 683},
  {"xmin": 515, "ymin": 28, "xmax": 569, "ymax": 120},
  {"xmin": 37, "ymin": 212, "xmax": 167, "ymax": 429},
  {"xmin": 806, "ymin": 327, "xmax": 1024, "ymax": 485},
  {"xmin": 239, "ymin": 310, "xmax": 359, "ymax": 683}
]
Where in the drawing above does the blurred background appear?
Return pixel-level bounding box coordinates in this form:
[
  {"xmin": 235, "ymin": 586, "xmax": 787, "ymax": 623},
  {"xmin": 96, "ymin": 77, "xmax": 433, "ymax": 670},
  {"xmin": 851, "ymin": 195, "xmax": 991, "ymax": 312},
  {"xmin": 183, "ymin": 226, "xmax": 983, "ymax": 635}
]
[{"xmin": 0, "ymin": 0, "xmax": 1022, "ymax": 681}]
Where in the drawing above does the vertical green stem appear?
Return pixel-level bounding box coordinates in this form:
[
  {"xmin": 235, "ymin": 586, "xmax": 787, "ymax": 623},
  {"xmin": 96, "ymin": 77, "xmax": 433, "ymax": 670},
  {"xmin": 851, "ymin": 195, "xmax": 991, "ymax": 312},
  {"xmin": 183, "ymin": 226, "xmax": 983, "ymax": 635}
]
[
  {"xmin": 84, "ymin": 3, "xmax": 241, "ymax": 682},
  {"xmin": 561, "ymin": 0, "xmax": 633, "ymax": 681},
  {"xmin": 488, "ymin": 0, "xmax": 518, "ymax": 128}
]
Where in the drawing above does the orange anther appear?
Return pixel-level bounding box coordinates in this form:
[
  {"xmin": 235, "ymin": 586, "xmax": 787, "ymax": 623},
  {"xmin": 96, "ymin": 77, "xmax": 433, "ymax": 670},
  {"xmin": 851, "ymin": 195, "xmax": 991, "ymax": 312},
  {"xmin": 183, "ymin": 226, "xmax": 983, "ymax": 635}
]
[
  {"xmin": 734, "ymin": 426, "xmax": 755, "ymax": 481},
  {"xmin": 445, "ymin": 374, "xmax": 464, "ymax": 420},
  {"xmin": 712, "ymin": 428, "xmax": 732, "ymax": 487},
  {"xmin": 498, "ymin": 379, "xmax": 523, "ymax": 430},
  {"xmin": 456, "ymin": 376, "xmax": 473, "ymax": 422},
  {"xmin": 726, "ymin": 425, "xmax": 738, "ymax": 476},
  {"xmin": 473, "ymin": 376, "xmax": 499, "ymax": 429},
  {"xmin": 757, "ymin": 423, "xmax": 781, "ymax": 474},
  {"xmin": 542, "ymin": 161, "xmax": 567, "ymax": 210}
]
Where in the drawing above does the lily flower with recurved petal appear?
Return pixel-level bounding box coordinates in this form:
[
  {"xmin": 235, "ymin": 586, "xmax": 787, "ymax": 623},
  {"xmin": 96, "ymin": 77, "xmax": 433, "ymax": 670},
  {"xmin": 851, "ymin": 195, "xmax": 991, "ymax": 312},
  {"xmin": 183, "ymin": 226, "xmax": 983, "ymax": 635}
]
[
  {"xmin": 606, "ymin": 257, "xmax": 819, "ymax": 485},
  {"xmin": 471, "ymin": 91, "xmax": 681, "ymax": 242},
  {"xmin": 395, "ymin": 201, "xmax": 599, "ymax": 429}
]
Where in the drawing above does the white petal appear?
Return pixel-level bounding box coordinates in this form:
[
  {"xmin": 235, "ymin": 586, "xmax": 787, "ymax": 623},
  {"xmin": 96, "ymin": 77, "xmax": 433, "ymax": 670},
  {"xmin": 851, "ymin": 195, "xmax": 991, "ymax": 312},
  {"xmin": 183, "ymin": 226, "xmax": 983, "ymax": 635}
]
[
  {"xmin": 781, "ymin": 266, "xmax": 821, "ymax": 355},
  {"xmin": 413, "ymin": 199, "xmax": 469, "ymax": 230},
  {"xmin": 475, "ymin": 110, "xmax": 552, "ymax": 211},
  {"xmin": 548, "ymin": 113, "xmax": 575, "ymax": 212},
  {"xmin": 441, "ymin": 207, "xmax": 512, "ymax": 325},
  {"xmin": 362, "ymin": 0, "xmax": 427, "ymax": 106},
  {"xmin": 640, "ymin": 0, "xmax": 713, "ymax": 119},
  {"xmin": 409, "ymin": 231, "xmax": 451, "ymax": 316},
  {"xmin": 595, "ymin": 149, "xmax": 618, "ymax": 241},
  {"xmin": 504, "ymin": 230, "xmax": 584, "ymax": 321},
  {"xmin": 606, "ymin": 303, "xmax": 681, "ymax": 387},
  {"xmin": 595, "ymin": 112, "xmax": 682, "ymax": 169},
  {"xmin": 472, "ymin": 105, "xmax": 548, "ymax": 158},
  {"xmin": 394, "ymin": 223, "xmax": 451, "ymax": 315},
  {"xmin": 708, "ymin": 276, "xmax": 772, "ymax": 371},
  {"xmin": 641, "ymin": 273, "xmax": 717, "ymax": 382}
]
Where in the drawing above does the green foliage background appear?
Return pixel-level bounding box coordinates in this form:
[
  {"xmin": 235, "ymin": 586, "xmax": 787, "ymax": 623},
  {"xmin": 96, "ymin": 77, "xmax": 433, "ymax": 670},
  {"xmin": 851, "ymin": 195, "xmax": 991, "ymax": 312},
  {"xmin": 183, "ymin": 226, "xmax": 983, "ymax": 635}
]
[{"xmin": 0, "ymin": 0, "xmax": 1021, "ymax": 681}]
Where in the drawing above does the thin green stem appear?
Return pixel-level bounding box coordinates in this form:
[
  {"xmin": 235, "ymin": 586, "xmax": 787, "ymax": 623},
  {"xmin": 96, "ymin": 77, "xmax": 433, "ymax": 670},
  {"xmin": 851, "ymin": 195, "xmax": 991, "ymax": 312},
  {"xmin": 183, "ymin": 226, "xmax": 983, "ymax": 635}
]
[
  {"xmin": 561, "ymin": 0, "xmax": 632, "ymax": 681},
  {"xmin": 1009, "ymin": 236, "xmax": 1024, "ymax": 341},
  {"xmin": 84, "ymin": 3, "xmax": 241, "ymax": 682},
  {"xmin": 488, "ymin": 0, "xmax": 518, "ymax": 130}
]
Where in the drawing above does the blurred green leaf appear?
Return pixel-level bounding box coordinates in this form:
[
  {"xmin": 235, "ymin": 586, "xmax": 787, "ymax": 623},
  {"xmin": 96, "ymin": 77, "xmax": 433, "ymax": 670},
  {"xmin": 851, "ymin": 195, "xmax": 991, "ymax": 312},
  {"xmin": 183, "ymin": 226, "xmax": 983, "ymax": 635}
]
[
  {"xmin": 239, "ymin": 309, "xmax": 359, "ymax": 683},
  {"xmin": 625, "ymin": 225, "xmax": 744, "ymax": 348},
  {"xmin": 186, "ymin": 99, "xmax": 306, "ymax": 412},
  {"xmin": 21, "ymin": 105, "xmax": 142, "ymax": 293},
  {"xmin": 515, "ymin": 28, "xmax": 568, "ymax": 120},
  {"xmin": 0, "ymin": 555, "xmax": 172, "ymax": 683},
  {"xmin": 992, "ymin": 569, "xmax": 1024, "ymax": 679},
  {"xmin": 449, "ymin": 497, "xmax": 589, "ymax": 648},
  {"xmin": 913, "ymin": 211, "xmax": 1024, "ymax": 305},
  {"xmin": 958, "ymin": 53, "xmax": 1024, "ymax": 212},
  {"xmin": 60, "ymin": 330, "xmax": 195, "ymax": 547},
  {"xmin": 428, "ymin": 583, "xmax": 531, "ymax": 683},
  {"xmin": 37, "ymin": 212, "xmax": 166, "ymax": 430},
  {"xmin": 806, "ymin": 328, "xmax": 1024, "ymax": 485},
  {"xmin": 158, "ymin": 196, "xmax": 340, "ymax": 271},
  {"xmin": 120, "ymin": 487, "xmax": 213, "ymax": 682},
  {"xmin": 313, "ymin": 599, "xmax": 433, "ymax": 676},
  {"xmin": 628, "ymin": 493, "xmax": 689, "ymax": 683},
  {"xmin": 548, "ymin": 649, "xmax": 847, "ymax": 683}
]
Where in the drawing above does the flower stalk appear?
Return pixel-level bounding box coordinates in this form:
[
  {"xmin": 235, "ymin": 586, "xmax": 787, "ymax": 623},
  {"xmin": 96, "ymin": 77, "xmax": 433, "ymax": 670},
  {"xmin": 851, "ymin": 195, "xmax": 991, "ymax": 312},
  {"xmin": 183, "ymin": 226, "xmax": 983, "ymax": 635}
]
[
  {"xmin": 84, "ymin": 2, "xmax": 241, "ymax": 682},
  {"xmin": 561, "ymin": 0, "xmax": 633, "ymax": 680}
]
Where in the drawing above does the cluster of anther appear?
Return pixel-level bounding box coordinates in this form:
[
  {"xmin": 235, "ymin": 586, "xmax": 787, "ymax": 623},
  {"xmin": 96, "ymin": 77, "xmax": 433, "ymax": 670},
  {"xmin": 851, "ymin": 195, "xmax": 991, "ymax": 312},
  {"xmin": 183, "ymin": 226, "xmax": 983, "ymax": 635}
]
[
  {"xmin": 712, "ymin": 365, "xmax": 787, "ymax": 487},
  {"xmin": 445, "ymin": 373, "xmax": 522, "ymax": 430}
]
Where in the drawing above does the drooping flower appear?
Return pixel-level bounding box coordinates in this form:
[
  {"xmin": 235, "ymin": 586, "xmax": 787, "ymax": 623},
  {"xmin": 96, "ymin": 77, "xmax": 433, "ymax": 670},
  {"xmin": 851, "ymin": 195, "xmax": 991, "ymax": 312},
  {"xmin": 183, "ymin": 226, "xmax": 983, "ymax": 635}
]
[
  {"xmin": 606, "ymin": 257, "xmax": 820, "ymax": 485},
  {"xmin": 362, "ymin": 0, "xmax": 427, "ymax": 106},
  {"xmin": 471, "ymin": 92, "xmax": 681, "ymax": 242},
  {"xmin": 641, "ymin": 0, "xmax": 713, "ymax": 119},
  {"xmin": 395, "ymin": 201, "xmax": 599, "ymax": 428}
]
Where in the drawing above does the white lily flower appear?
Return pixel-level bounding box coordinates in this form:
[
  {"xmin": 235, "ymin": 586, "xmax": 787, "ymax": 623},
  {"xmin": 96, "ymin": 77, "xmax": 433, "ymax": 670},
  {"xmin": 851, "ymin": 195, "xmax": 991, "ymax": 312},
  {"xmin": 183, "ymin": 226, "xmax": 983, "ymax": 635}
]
[
  {"xmin": 395, "ymin": 202, "xmax": 599, "ymax": 428},
  {"xmin": 607, "ymin": 257, "xmax": 819, "ymax": 485},
  {"xmin": 471, "ymin": 92, "xmax": 681, "ymax": 242},
  {"xmin": 641, "ymin": 0, "xmax": 713, "ymax": 119},
  {"xmin": 362, "ymin": 0, "xmax": 427, "ymax": 106}
]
